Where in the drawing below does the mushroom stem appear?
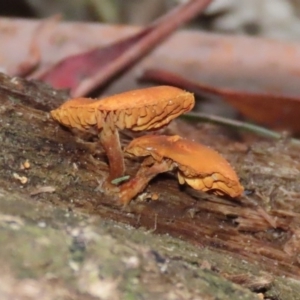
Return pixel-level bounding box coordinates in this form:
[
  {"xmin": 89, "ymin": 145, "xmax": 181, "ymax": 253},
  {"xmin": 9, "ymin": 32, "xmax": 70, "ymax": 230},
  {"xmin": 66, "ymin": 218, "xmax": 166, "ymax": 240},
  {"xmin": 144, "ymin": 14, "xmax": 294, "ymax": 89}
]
[
  {"xmin": 119, "ymin": 160, "xmax": 171, "ymax": 205},
  {"xmin": 99, "ymin": 125, "xmax": 125, "ymax": 181}
]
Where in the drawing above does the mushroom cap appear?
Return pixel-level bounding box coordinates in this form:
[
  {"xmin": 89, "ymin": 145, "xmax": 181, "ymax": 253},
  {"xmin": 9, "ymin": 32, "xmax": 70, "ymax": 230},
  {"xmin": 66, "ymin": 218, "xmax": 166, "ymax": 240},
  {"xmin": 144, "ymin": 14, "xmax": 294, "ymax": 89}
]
[
  {"xmin": 50, "ymin": 97, "xmax": 98, "ymax": 133},
  {"xmin": 125, "ymin": 135, "xmax": 244, "ymax": 197},
  {"xmin": 50, "ymin": 86, "xmax": 194, "ymax": 132}
]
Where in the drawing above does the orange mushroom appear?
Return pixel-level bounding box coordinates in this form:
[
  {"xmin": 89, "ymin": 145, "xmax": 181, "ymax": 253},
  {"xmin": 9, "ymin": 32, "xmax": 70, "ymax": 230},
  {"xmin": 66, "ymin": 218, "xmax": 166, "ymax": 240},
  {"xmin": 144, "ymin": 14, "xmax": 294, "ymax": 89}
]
[
  {"xmin": 50, "ymin": 86, "xmax": 195, "ymax": 182},
  {"xmin": 119, "ymin": 135, "xmax": 244, "ymax": 205}
]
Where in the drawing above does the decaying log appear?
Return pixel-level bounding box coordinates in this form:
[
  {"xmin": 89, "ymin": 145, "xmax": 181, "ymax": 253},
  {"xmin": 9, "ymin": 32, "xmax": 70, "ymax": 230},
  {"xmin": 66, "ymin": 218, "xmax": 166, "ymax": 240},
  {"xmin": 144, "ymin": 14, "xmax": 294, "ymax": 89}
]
[{"xmin": 1, "ymin": 72, "xmax": 300, "ymax": 299}]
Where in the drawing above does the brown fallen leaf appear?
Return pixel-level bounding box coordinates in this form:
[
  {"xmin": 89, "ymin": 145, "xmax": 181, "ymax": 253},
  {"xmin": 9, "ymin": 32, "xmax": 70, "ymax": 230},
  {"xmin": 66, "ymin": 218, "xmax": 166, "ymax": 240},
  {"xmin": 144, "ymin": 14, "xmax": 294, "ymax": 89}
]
[{"xmin": 140, "ymin": 68, "xmax": 300, "ymax": 134}]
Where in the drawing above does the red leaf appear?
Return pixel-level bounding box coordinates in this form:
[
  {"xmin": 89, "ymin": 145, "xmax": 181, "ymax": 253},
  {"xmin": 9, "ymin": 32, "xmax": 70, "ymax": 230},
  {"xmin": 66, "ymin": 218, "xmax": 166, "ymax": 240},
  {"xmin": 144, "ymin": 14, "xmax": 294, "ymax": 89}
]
[
  {"xmin": 38, "ymin": 0, "xmax": 213, "ymax": 97},
  {"xmin": 140, "ymin": 68, "xmax": 300, "ymax": 133},
  {"xmin": 38, "ymin": 30, "xmax": 149, "ymax": 90}
]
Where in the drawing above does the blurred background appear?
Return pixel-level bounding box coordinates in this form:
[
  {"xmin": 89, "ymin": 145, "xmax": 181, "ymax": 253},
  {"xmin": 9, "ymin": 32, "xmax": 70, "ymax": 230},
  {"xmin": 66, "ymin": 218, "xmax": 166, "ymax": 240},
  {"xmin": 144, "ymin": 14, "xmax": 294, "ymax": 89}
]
[{"xmin": 2, "ymin": 0, "xmax": 300, "ymax": 40}]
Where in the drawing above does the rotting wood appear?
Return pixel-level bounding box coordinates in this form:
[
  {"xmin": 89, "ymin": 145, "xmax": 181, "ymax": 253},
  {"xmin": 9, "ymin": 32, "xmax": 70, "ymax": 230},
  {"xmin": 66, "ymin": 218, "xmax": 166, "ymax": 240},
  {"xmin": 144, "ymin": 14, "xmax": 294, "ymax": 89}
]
[{"xmin": 1, "ymin": 72, "xmax": 300, "ymax": 299}]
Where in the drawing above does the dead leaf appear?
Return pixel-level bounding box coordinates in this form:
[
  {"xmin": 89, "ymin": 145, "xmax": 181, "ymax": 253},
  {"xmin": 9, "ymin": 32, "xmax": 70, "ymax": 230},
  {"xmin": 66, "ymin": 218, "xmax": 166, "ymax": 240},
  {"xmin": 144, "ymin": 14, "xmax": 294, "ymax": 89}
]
[
  {"xmin": 140, "ymin": 68, "xmax": 300, "ymax": 134},
  {"xmin": 37, "ymin": 0, "xmax": 213, "ymax": 97}
]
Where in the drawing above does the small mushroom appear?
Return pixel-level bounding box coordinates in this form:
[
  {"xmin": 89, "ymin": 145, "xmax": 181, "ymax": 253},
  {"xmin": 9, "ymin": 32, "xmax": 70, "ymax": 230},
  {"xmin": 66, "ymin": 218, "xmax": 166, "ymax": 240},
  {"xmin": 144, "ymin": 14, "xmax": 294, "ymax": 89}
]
[
  {"xmin": 118, "ymin": 159, "xmax": 171, "ymax": 205},
  {"xmin": 119, "ymin": 135, "xmax": 244, "ymax": 205},
  {"xmin": 50, "ymin": 86, "xmax": 195, "ymax": 182}
]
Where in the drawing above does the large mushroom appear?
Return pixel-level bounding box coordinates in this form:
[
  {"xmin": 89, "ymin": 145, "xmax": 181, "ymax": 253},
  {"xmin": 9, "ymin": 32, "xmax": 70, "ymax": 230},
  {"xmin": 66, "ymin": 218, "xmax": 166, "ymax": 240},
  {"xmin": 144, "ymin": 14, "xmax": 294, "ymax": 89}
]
[
  {"xmin": 50, "ymin": 86, "xmax": 195, "ymax": 182},
  {"xmin": 119, "ymin": 134, "xmax": 244, "ymax": 205}
]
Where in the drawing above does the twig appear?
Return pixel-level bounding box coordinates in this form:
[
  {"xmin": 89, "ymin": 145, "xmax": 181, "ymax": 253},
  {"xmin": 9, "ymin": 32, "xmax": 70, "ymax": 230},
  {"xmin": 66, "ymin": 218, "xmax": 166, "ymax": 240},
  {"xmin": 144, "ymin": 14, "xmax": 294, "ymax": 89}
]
[{"xmin": 182, "ymin": 112, "xmax": 300, "ymax": 145}]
